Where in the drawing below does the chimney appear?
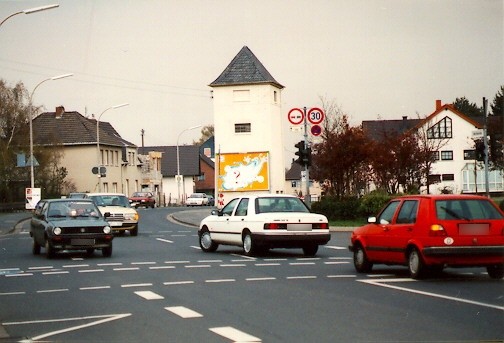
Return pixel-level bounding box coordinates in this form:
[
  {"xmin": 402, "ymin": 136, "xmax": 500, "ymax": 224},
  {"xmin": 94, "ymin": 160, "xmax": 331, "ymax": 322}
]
[
  {"xmin": 55, "ymin": 106, "xmax": 65, "ymax": 119},
  {"xmin": 402, "ymin": 116, "xmax": 407, "ymax": 121},
  {"xmin": 435, "ymin": 100, "xmax": 442, "ymax": 110}
]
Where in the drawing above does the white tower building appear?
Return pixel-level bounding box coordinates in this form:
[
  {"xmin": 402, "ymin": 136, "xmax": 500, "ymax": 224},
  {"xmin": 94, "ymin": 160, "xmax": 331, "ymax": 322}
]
[{"xmin": 209, "ymin": 46, "xmax": 285, "ymax": 208}]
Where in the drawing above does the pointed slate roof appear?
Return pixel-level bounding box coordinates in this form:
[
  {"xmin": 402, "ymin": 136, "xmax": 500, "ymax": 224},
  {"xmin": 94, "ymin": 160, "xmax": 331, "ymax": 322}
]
[{"xmin": 209, "ymin": 46, "xmax": 284, "ymax": 89}]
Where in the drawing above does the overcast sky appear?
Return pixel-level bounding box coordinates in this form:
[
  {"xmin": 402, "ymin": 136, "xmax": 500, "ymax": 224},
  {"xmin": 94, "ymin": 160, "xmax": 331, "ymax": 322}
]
[{"xmin": 1, "ymin": 0, "xmax": 502, "ymax": 163}]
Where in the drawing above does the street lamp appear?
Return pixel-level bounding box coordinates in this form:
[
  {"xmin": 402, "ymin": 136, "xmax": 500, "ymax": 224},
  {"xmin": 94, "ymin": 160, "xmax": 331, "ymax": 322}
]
[
  {"xmin": 0, "ymin": 4, "xmax": 59, "ymax": 27},
  {"xmin": 96, "ymin": 103, "xmax": 129, "ymax": 192},
  {"xmin": 176, "ymin": 125, "xmax": 202, "ymax": 204},
  {"xmin": 29, "ymin": 73, "xmax": 73, "ymax": 189}
]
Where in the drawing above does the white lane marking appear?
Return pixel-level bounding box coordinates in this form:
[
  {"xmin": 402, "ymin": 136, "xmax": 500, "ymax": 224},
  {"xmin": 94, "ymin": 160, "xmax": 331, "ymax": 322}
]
[
  {"xmin": 43, "ymin": 271, "xmax": 69, "ymax": 275},
  {"xmin": 63, "ymin": 264, "xmax": 89, "ymax": 268},
  {"xmin": 134, "ymin": 291, "xmax": 164, "ymax": 300},
  {"xmin": 113, "ymin": 267, "xmax": 140, "ymax": 271},
  {"xmin": 324, "ymin": 261, "xmax": 350, "ymax": 265},
  {"xmin": 149, "ymin": 266, "xmax": 175, "ymax": 270},
  {"xmin": 264, "ymin": 258, "xmax": 287, "ymax": 261},
  {"xmin": 286, "ymin": 276, "xmax": 317, "ymax": 280},
  {"xmin": 37, "ymin": 289, "xmax": 69, "ymax": 293},
  {"xmin": 79, "ymin": 286, "xmax": 111, "ymax": 291},
  {"xmin": 232, "ymin": 254, "xmax": 256, "ymax": 260},
  {"xmin": 78, "ymin": 269, "xmax": 104, "ymax": 273},
  {"xmin": 327, "ymin": 275, "xmax": 356, "ymax": 278},
  {"xmin": 131, "ymin": 262, "xmax": 156, "ymax": 265},
  {"xmin": 6, "ymin": 273, "xmax": 33, "ymax": 277},
  {"xmin": 220, "ymin": 264, "xmax": 247, "ymax": 267},
  {"xmin": 121, "ymin": 283, "xmax": 153, "ymax": 288},
  {"xmin": 28, "ymin": 266, "xmax": 53, "ymax": 270},
  {"xmin": 359, "ymin": 279, "xmax": 504, "ymax": 311},
  {"xmin": 255, "ymin": 263, "xmax": 281, "ymax": 267},
  {"xmin": 205, "ymin": 279, "xmax": 236, "ymax": 283},
  {"xmin": 328, "ymin": 257, "xmax": 352, "ymax": 260},
  {"xmin": 325, "ymin": 245, "xmax": 347, "ymax": 250},
  {"xmin": 210, "ymin": 326, "xmax": 261, "ymax": 342},
  {"xmin": 156, "ymin": 238, "xmax": 173, "ymax": 244},
  {"xmin": 289, "ymin": 262, "xmax": 316, "ymax": 266},
  {"xmin": 163, "ymin": 281, "xmax": 194, "ymax": 286},
  {"xmin": 190, "ymin": 245, "xmax": 201, "ymax": 249},
  {"xmin": 296, "ymin": 257, "xmax": 320, "ymax": 261},
  {"xmin": 246, "ymin": 277, "xmax": 276, "ymax": 281},
  {"xmin": 97, "ymin": 263, "xmax": 123, "ymax": 266},
  {"xmin": 231, "ymin": 259, "xmax": 254, "ymax": 262},
  {"xmin": 165, "ymin": 306, "xmax": 203, "ymax": 318},
  {"xmin": 185, "ymin": 265, "xmax": 211, "ymax": 268},
  {"xmin": 0, "ymin": 292, "xmax": 26, "ymax": 296},
  {"xmin": 165, "ymin": 260, "xmax": 190, "ymax": 264},
  {"xmin": 198, "ymin": 260, "xmax": 223, "ymax": 263},
  {"xmin": 171, "ymin": 234, "xmax": 187, "ymax": 237},
  {"xmin": 7, "ymin": 313, "xmax": 131, "ymax": 342}
]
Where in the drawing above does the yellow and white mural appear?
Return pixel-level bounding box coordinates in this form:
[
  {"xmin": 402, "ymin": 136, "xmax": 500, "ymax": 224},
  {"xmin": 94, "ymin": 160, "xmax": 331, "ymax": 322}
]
[{"xmin": 217, "ymin": 152, "xmax": 269, "ymax": 192}]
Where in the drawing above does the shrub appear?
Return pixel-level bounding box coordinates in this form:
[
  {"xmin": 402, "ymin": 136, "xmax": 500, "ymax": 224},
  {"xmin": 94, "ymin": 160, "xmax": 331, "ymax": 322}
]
[
  {"xmin": 311, "ymin": 196, "xmax": 360, "ymax": 221},
  {"xmin": 358, "ymin": 191, "xmax": 392, "ymax": 217}
]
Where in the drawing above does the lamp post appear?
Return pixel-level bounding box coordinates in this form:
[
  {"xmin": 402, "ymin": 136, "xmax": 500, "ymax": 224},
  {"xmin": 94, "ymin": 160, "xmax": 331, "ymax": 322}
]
[
  {"xmin": 0, "ymin": 4, "xmax": 59, "ymax": 27},
  {"xmin": 29, "ymin": 73, "xmax": 73, "ymax": 189},
  {"xmin": 176, "ymin": 125, "xmax": 202, "ymax": 204},
  {"xmin": 96, "ymin": 103, "xmax": 129, "ymax": 192}
]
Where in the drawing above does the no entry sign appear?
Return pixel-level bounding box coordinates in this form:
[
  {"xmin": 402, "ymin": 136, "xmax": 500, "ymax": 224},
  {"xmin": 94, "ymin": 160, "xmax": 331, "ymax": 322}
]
[{"xmin": 287, "ymin": 108, "xmax": 304, "ymax": 125}]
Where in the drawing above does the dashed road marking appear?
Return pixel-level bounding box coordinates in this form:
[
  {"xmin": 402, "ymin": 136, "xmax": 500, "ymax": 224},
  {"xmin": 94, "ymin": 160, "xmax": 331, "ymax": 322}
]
[
  {"xmin": 121, "ymin": 283, "xmax": 153, "ymax": 288},
  {"xmin": 134, "ymin": 291, "xmax": 164, "ymax": 300},
  {"xmin": 163, "ymin": 281, "xmax": 194, "ymax": 286},
  {"xmin": 156, "ymin": 238, "xmax": 173, "ymax": 243},
  {"xmin": 209, "ymin": 326, "xmax": 261, "ymax": 342},
  {"xmin": 165, "ymin": 306, "xmax": 203, "ymax": 318}
]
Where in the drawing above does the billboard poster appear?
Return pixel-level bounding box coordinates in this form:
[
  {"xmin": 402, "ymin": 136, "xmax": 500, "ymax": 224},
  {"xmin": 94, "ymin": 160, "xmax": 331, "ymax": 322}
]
[
  {"xmin": 217, "ymin": 152, "xmax": 269, "ymax": 192},
  {"xmin": 25, "ymin": 187, "xmax": 41, "ymax": 210}
]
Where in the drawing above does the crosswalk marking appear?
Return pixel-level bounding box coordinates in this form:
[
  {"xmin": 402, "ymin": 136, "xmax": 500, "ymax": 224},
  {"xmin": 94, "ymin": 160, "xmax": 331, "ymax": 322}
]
[
  {"xmin": 165, "ymin": 306, "xmax": 203, "ymax": 318},
  {"xmin": 210, "ymin": 326, "xmax": 261, "ymax": 342},
  {"xmin": 134, "ymin": 291, "xmax": 164, "ymax": 300}
]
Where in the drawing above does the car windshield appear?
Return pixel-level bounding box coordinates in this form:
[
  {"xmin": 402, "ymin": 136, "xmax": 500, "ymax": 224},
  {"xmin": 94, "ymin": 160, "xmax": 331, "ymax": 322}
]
[
  {"xmin": 47, "ymin": 201, "xmax": 100, "ymax": 218},
  {"xmin": 132, "ymin": 192, "xmax": 149, "ymax": 197},
  {"xmin": 89, "ymin": 195, "xmax": 131, "ymax": 207},
  {"xmin": 436, "ymin": 199, "xmax": 504, "ymax": 220},
  {"xmin": 190, "ymin": 194, "xmax": 203, "ymax": 198},
  {"xmin": 255, "ymin": 197, "xmax": 310, "ymax": 214}
]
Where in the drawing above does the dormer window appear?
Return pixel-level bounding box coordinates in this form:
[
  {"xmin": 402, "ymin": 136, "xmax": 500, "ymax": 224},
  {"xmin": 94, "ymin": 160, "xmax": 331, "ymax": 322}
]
[{"xmin": 427, "ymin": 117, "xmax": 452, "ymax": 139}]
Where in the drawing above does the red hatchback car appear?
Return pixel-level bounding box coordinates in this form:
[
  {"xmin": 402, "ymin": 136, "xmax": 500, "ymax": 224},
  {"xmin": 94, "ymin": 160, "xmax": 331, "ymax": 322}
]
[{"xmin": 349, "ymin": 194, "xmax": 504, "ymax": 279}]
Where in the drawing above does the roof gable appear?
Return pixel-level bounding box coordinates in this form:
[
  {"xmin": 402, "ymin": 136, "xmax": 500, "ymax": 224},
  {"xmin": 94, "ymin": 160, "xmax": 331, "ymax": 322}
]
[
  {"xmin": 209, "ymin": 46, "xmax": 284, "ymax": 89},
  {"xmin": 415, "ymin": 103, "xmax": 482, "ymax": 131}
]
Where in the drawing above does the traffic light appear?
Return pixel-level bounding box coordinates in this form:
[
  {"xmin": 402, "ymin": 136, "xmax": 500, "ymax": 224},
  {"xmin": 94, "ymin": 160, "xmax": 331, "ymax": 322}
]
[
  {"xmin": 475, "ymin": 140, "xmax": 485, "ymax": 161},
  {"xmin": 294, "ymin": 141, "xmax": 305, "ymax": 165},
  {"xmin": 294, "ymin": 141, "xmax": 312, "ymax": 167}
]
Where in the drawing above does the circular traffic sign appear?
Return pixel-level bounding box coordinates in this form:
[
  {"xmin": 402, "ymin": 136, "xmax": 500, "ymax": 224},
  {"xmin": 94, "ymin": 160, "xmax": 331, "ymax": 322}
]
[
  {"xmin": 311, "ymin": 124, "xmax": 322, "ymax": 136},
  {"xmin": 287, "ymin": 108, "xmax": 304, "ymax": 125},
  {"xmin": 307, "ymin": 107, "xmax": 325, "ymax": 125}
]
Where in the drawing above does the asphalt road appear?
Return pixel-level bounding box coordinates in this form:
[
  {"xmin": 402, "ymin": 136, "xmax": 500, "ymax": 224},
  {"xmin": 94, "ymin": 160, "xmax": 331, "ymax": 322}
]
[{"xmin": 0, "ymin": 207, "xmax": 503, "ymax": 342}]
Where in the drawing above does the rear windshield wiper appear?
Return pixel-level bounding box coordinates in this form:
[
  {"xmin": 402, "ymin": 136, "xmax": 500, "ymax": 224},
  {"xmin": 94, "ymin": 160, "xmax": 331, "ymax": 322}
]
[{"xmin": 440, "ymin": 206, "xmax": 470, "ymax": 221}]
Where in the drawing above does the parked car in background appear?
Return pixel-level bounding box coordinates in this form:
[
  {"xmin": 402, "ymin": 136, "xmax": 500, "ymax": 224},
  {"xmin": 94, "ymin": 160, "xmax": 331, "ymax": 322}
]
[
  {"xmin": 85, "ymin": 193, "xmax": 139, "ymax": 236},
  {"xmin": 186, "ymin": 193, "xmax": 209, "ymax": 206},
  {"xmin": 30, "ymin": 198, "xmax": 113, "ymax": 258},
  {"xmin": 349, "ymin": 194, "xmax": 504, "ymax": 279},
  {"xmin": 198, "ymin": 194, "xmax": 330, "ymax": 256},
  {"xmin": 207, "ymin": 195, "xmax": 215, "ymax": 206},
  {"xmin": 129, "ymin": 191, "xmax": 156, "ymax": 208},
  {"xmin": 68, "ymin": 192, "xmax": 87, "ymax": 199}
]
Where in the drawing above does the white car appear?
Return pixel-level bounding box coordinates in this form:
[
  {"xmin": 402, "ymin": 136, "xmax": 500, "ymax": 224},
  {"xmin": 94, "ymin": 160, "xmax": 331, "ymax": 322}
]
[
  {"xmin": 85, "ymin": 193, "xmax": 139, "ymax": 236},
  {"xmin": 186, "ymin": 193, "xmax": 209, "ymax": 206},
  {"xmin": 198, "ymin": 194, "xmax": 331, "ymax": 256}
]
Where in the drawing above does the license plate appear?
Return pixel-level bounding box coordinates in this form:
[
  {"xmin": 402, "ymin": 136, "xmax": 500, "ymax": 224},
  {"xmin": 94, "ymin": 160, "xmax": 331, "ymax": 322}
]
[
  {"xmin": 287, "ymin": 224, "xmax": 312, "ymax": 231},
  {"xmin": 458, "ymin": 223, "xmax": 490, "ymax": 235},
  {"xmin": 72, "ymin": 238, "xmax": 95, "ymax": 246},
  {"xmin": 109, "ymin": 222, "xmax": 122, "ymax": 227}
]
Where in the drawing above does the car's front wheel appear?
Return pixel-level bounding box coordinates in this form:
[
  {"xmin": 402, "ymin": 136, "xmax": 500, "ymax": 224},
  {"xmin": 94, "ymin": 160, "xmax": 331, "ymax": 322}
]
[
  {"xmin": 353, "ymin": 244, "xmax": 373, "ymax": 273},
  {"xmin": 130, "ymin": 225, "xmax": 138, "ymax": 237},
  {"xmin": 199, "ymin": 228, "xmax": 218, "ymax": 252},
  {"xmin": 32, "ymin": 239, "xmax": 41, "ymax": 255},
  {"xmin": 45, "ymin": 240, "xmax": 55, "ymax": 259},
  {"xmin": 102, "ymin": 244, "xmax": 112, "ymax": 257},
  {"xmin": 487, "ymin": 264, "xmax": 504, "ymax": 279}
]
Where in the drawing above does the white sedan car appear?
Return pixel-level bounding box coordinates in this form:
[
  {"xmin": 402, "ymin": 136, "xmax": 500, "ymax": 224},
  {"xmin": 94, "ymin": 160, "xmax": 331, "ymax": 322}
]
[
  {"xmin": 198, "ymin": 194, "xmax": 331, "ymax": 256},
  {"xmin": 186, "ymin": 193, "xmax": 209, "ymax": 206}
]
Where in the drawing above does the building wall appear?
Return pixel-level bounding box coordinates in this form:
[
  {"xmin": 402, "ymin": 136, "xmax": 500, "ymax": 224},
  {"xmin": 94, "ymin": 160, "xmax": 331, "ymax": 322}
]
[
  {"xmin": 213, "ymin": 84, "xmax": 284, "ymax": 207},
  {"xmin": 161, "ymin": 176, "xmax": 197, "ymax": 205},
  {"xmin": 195, "ymin": 159, "xmax": 215, "ymax": 195},
  {"xmin": 61, "ymin": 145, "xmax": 142, "ymax": 196}
]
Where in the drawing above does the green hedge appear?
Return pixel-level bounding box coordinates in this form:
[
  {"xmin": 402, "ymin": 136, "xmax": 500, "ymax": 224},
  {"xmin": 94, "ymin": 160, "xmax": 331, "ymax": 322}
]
[{"xmin": 311, "ymin": 191, "xmax": 391, "ymax": 221}]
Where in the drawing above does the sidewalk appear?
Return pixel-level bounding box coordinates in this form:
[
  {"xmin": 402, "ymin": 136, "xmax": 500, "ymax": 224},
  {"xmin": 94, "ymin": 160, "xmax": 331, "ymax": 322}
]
[{"xmin": 0, "ymin": 211, "xmax": 31, "ymax": 236}]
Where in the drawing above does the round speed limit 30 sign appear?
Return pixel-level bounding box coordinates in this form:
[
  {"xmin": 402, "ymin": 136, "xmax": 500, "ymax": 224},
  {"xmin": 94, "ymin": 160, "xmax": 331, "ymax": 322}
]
[{"xmin": 307, "ymin": 107, "xmax": 325, "ymax": 125}]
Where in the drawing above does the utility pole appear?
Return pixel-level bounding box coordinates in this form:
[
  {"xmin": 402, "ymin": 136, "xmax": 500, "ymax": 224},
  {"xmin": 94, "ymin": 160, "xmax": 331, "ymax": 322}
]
[
  {"xmin": 483, "ymin": 97, "xmax": 490, "ymax": 197},
  {"xmin": 302, "ymin": 107, "xmax": 311, "ymax": 208}
]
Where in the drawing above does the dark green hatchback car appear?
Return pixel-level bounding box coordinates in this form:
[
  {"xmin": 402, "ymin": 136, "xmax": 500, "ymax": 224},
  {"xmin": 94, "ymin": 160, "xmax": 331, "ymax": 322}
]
[{"xmin": 30, "ymin": 198, "xmax": 113, "ymax": 258}]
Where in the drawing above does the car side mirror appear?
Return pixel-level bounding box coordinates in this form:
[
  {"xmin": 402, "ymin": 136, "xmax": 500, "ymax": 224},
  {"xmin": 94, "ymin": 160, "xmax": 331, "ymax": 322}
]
[{"xmin": 367, "ymin": 216, "xmax": 377, "ymax": 224}]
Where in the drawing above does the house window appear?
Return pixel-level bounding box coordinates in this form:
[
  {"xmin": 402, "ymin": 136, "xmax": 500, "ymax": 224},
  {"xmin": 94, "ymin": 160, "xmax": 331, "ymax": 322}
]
[
  {"xmin": 464, "ymin": 150, "xmax": 476, "ymax": 160},
  {"xmin": 273, "ymin": 91, "xmax": 278, "ymax": 103},
  {"xmin": 198, "ymin": 173, "xmax": 205, "ymax": 181},
  {"xmin": 429, "ymin": 174, "xmax": 441, "ymax": 183},
  {"xmin": 442, "ymin": 174, "xmax": 454, "ymax": 181},
  {"xmin": 203, "ymin": 147, "xmax": 211, "ymax": 157},
  {"xmin": 431, "ymin": 151, "xmax": 440, "ymax": 161},
  {"xmin": 235, "ymin": 123, "xmax": 251, "ymax": 133},
  {"xmin": 440, "ymin": 151, "xmax": 453, "ymax": 160},
  {"xmin": 427, "ymin": 117, "xmax": 452, "ymax": 139}
]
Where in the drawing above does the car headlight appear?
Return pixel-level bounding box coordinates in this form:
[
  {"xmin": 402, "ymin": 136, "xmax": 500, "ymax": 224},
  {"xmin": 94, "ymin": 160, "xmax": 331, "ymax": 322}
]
[
  {"xmin": 53, "ymin": 227, "xmax": 62, "ymax": 235},
  {"xmin": 103, "ymin": 226, "xmax": 111, "ymax": 234},
  {"xmin": 125, "ymin": 213, "xmax": 139, "ymax": 221}
]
